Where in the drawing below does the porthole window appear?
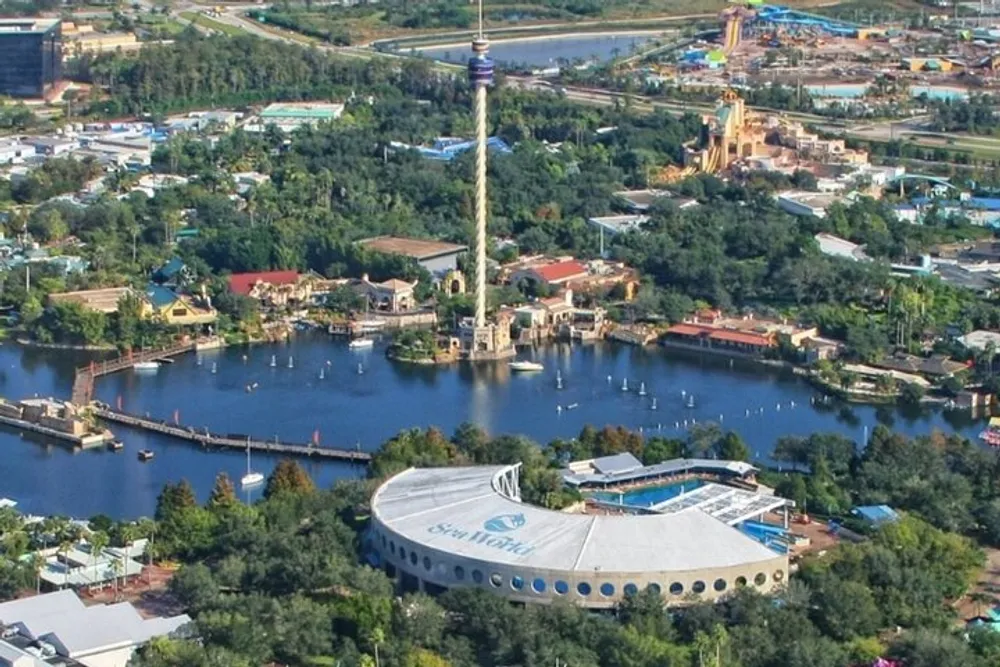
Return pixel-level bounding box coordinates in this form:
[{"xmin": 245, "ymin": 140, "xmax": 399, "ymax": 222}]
[
  {"xmin": 692, "ymin": 581, "xmax": 706, "ymax": 594},
  {"xmin": 472, "ymin": 570, "xmax": 484, "ymax": 584},
  {"xmin": 624, "ymin": 583, "xmax": 638, "ymax": 597},
  {"xmin": 410, "ymin": 552, "xmax": 418, "ymax": 566},
  {"xmin": 713, "ymin": 579, "xmax": 727, "ymax": 592},
  {"xmin": 454, "ymin": 566, "xmax": 465, "ymax": 580},
  {"xmin": 532, "ymin": 578, "xmax": 546, "ymax": 593},
  {"xmin": 773, "ymin": 570, "xmax": 785, "ymax": 583},
  {"xmin": 423, "ymin": 557, "xmax": 431, "ymax": 571},
  {"xmin": 511, "ymin": 576, "xmax": 524, "ymax": 591},
  {"xmin": 554, "ymin": 580, "xmax": 569, "ymax": 595},
  {"xmin": 754, "ymin": 572, "xmax": 767, "ymax": 586},
  {"xmin": 389, "ymin": 541, "xmax": 396, "ymax": 555},
  {"xmin": 669, "ymin": 582, "xmax": 683, "ymax": 595},
  {"xmin": 381, "ymin": 535, "xmax": 387, "ymax": 547},
  {"xmin": 647, "ymin": 583, "xmax": 661, "ymax": 595},
  {"xmin": 600, "ymin": 583, "xmax": 615, "ymax": 597},
  {"xmin": 399, "ymin": 548, "xmax": 407, "ymax": 561},
  {"xmin": 735, "ymin": 576, "xmax": 747, "ymax": 588},
  {"xmin": 490, "ymin": 573, "xmax": 502, "ymax": 588},
  {"xmin": 577, "ymin": 582, "xmax": 592, "ymax": 596}
]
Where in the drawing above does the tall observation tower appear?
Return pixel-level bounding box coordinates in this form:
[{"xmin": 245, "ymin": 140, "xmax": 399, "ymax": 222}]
[{"xmin": 458, "ymin": 0, "xmax": 514, "ymax": 361}]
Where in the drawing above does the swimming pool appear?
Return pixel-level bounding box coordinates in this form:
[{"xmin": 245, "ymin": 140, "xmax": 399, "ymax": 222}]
[
  {"xmin": 590, "ymin": 479, "xmax": 704, "ymax": 508},
  {"xmin": 804, "ymin": 83, "xmax": 968, "ymax": 101}
]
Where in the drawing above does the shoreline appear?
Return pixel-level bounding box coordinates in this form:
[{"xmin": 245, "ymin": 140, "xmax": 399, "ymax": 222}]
[{"xmin": 16, "ymin": 338, "xmax": 116, "ymax": 352}]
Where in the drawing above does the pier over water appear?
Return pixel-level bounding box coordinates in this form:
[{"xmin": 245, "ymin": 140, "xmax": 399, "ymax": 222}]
[{"xmin": 92, "ymin": 407, "xmax": 371, "ymax": 463}]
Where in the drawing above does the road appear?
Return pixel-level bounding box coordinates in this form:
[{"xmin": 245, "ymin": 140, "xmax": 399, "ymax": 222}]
[{"xmin": 136, "ymin": 2, "xmax": 1000, "ymax": 156}]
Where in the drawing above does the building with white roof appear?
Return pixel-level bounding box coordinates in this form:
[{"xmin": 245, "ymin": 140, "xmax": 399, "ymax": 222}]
[
  {"xmin": 814, "ymin": 232, "xmax": 868, "ymax": 262},
  {"xmin": 369, "ymin": 464, "xmax": 789, "ymax": 608},
  {"xmin": 0, "ymin": 590, "xmax": 189, "ymax": 667}
]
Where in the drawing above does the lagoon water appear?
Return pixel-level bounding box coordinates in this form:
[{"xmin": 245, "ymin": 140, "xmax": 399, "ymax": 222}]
[
  {"xmin": 0, "ymin": 334, "xmax": 985, "ymax": 519},
  {"xmin": 412, "ymin": 33, "xmax": 655, "ymax": 68}
]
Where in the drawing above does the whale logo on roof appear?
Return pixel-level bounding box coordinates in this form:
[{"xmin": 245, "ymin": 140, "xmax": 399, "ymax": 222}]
[{"xmin": 483, "ymin": 513, "xmax": 526, "ymax": 533}]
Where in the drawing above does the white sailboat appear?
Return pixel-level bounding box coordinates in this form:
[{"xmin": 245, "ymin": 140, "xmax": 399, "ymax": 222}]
[
  {"xmin": 240, "ymin": 437, "xmax": 264, "ymax": 488},
  {"xmin": 269, "ymin": 355, "xmax": 277, "ymax": 368}
]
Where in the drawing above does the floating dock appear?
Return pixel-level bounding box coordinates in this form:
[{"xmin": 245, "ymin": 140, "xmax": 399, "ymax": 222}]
[
  {"xmin": 0, "ymin": 412, "xmax": 111, "ymax": 449},
  {"xmin": 92, "ymin": 407, "xmax": 372, "ymax": 464}
]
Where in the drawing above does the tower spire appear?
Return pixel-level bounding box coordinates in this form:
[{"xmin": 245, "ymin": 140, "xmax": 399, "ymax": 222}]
[{"xmin": 468, "ymin": 0, "xmax": 493, "ymax": 329}]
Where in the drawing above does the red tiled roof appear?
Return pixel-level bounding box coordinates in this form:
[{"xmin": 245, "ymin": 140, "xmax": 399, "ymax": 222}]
[
  {"xmin": 228, "ymin": 270, "xmax": 300, "ymax": 295},
  {"xmin": 533, "ymin": 261, "xmax": 588, "ymax": 283},
  {"xmin": 666, "ymin": 323, "xmax": 713, "ymax": 337},
  {"xmin": 709, "ymin": 330, "xmax": 775, "ymax": 347}
]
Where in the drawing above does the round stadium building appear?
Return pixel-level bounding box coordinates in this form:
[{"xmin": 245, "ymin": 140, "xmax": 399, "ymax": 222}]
[{"xmin": 368, "ymin": 463, "xmax": 789, "ymax": 608}]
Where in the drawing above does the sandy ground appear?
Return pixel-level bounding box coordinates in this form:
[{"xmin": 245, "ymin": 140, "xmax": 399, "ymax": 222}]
[
  {"xmin": 955, "ymin": 546, "xmax": 1000, "ymax": 621},
  {"xmin": 79, "ymin": 564, "xmax": 184, "ymax": 619}
]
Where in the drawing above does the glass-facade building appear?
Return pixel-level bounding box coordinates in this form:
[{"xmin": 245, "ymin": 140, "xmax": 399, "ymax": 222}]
[{"xmin": 0, "ymin": 19, "xmax": 61, "ymax": 98}]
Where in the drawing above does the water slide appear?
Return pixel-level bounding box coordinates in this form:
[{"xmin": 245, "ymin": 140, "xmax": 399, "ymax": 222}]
[
  {"xmin": 723, "ymin": 15, "xmax": 741, "ymax": 54},
  {"xmin": 704, "ymin": 144, "xmax": 722, "ymax": 173},
  {"xmin": 756, "ymin": 5, "xmax": 859, "ymax": 37}
]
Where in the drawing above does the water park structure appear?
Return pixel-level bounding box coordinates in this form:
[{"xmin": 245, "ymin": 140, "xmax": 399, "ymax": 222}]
[{"xmin": 683, "ymin": 89, "xmax": 767, "ymax": 176}]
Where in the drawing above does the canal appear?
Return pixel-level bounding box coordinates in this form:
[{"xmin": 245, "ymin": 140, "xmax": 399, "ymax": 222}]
[{"xmin": 0, "ymin": 334, "xmax": 985, "ymax": 519}]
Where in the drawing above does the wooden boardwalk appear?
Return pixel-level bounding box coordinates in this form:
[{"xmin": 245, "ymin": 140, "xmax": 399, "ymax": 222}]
[
  {"xmin": 71, "ymin": 342, "xmax": 196, "ymax": 405},
  {"xmin": 92, "ymin": 407, "xmax": 372, "ymax": 463}
]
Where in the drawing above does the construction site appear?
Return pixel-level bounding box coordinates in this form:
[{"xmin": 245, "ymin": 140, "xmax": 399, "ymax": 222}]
[{"xmin": 631, "ymin": 0, "xmax": 1000, "ymax": 105}]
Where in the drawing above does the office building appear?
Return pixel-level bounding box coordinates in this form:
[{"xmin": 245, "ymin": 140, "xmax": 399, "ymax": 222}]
[{"xmin": 0, "ymin": 19, "xmax": 61, "ymax": 98}]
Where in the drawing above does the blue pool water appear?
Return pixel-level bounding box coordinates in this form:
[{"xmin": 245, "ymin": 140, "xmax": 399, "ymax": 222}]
[
  {"xmin": 805, "ymin": 83, "xmax": 968, "ymax": 101},
  {"xmin": 590, "ymin": 479, "xmax": 704, "ymax": 507}
]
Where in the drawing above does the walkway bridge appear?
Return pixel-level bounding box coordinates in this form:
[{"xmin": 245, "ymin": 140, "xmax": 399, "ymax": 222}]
[
  {"xmin": 71, "ymin": 342, "xmax": 196, "ymax": 405},
  {"xmin": 92, "ymin": 407, "xmax": 372, "ymax": 464}
]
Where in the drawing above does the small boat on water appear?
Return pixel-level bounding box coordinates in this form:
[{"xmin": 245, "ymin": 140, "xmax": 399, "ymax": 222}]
[
  {"xmin": 269, "ymin": 355, "xmax": 277, "ymax": 368},
  {"xmin": 509, "ymin": 361, "xmax": 544, "ymax": 372},
  {"xmin": 137, "ymin": 449, "xmax": 154, "ymax": 461},
  {"xmin": 349, "ymin": 338, "xmax": 375, "ymax": 350},
  {"xmin": 133, "ymin": 361, "xmax": 159, "ymax": 372},
  {"xmin": 108, "ymin": 440, "xmax": 124, "ymax": 452},
  {"xmin": 981, "ymin": 417, "xmax": 1000, "ymax": 447},
  {"xmin": 240, "ymin": 438, "xmax": 265, "ymax": 488}
]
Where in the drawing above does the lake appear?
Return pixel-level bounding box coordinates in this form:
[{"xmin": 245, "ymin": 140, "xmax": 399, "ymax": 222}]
[
  {"xmin": 410, "ymin": 33, "xmax": 658, "ymax": 68},
  {"xmin": 0, "ymin": 334, "xmax": 985, "ymax": 519}
]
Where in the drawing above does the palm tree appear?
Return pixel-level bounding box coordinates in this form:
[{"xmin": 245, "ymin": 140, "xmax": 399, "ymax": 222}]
[
  {"xmin": 57, "ymin": 539, "xmax": 74, "ymax": 590},
  {"xmin": 89, "ymin": 531, "xmax": 109, "ymax": 591},
  {"xmin": 31, "ymin": 552, "xmax": 45, "ymax": 594},
  {"xmin": 971, "ymin": 591, "xmax": 995, "ymax": 619}
]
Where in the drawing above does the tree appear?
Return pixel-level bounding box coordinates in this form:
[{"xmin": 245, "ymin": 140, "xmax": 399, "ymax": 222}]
[
  {"xmin": 264, "ymin": 459, "xmax": 315, "ymax": 498},
  {"xmin": 156, "ymin": 480, "xmax": 198, "ymax": 521},
  {"xmin": 207, "ymin": 473, "xmax": 237, "ymax": 510},
  {"xmin": 717, "ymin": 432, "xmax": 750, "ymax": 461}
]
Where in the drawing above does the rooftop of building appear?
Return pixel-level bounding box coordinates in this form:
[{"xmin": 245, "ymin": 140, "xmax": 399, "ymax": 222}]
[
  {"xmin": 563, "ymin": 455, "xmax": 757, "ymax": 488},
  {"xmin": 777, "ymin": 191, "xmax": 844, "ymax": 210},
  {"xmin": 227, "ymin": 270, "xmax": 301, "ymax": 295},
  {"xmin": 259, "ymin": 102, "xmax": 345, "ymax": 119},
  {"xmin": 815, "ymin": 232, "xmax": 869, "ymax": 261},
  {"xmin": 373, "ymin": 465, "xmax": 783, "ymax": 574},
  {"xmin": 48, "ymin": 287, "xmax": 132, "ymax": 314},
  {"xmin": 614, "ymin": 189, "xmax": 668, "ymax": 210},
  {"xmin": 0, "ymin": 590, "xmax": 189, "ymax": 661},
  {"xmin": 359, "ymin": 236, "xmax": 468, "ymax": 260},
  {"xmin": 0, "ymin": 18, "xmax": 60, "ymax": 33},
  {"xmin": 958, "ymin": 329, "xmax": 1000, "ymax": 351},
  {"xmin": 529, "ymin": 260, "xmax": 589, "ymax": 283},
  {"xmin": 587, "ymin": 214, "xmax": 649, "ymax": 234}
]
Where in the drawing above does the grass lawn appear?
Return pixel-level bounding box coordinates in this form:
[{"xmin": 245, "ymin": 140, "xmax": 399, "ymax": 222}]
[{"xmin": 179, "ymin": 11, "xmax": 246, "ymax": 36}]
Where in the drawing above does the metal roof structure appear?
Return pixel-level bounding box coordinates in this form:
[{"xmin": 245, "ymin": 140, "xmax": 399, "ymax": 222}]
[
  {"xmin": 650, "ymin": 482, "xmax": 791, "ymax": 525},
  {"xmin": 562, "ymin": 457, "xmax": 757, "ymax": 488},
  {"xmin": 373, "ymin": 466, "xmax": 782, "ymax": 574},
  {"xmin": 0, "ymin": 591, "xmax": 189, "ymax": 664}
]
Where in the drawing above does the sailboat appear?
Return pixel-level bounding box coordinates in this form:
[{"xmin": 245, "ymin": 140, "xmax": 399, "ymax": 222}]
[
  {"xmin": 319, "ymin": 367, "xmax": 325, "ymax": 380},
  {"xmin": 210, "ymin": 362, "xmax": 217, "ymax": 375},
  {"xmin": 638, "ymin": 382, "xmax": 647, "ymax": 396},
  {"xmin": 269, "ymin": 355, "xmax": 277, "ymax": 368},
  {"xmin": 241, "ymin": 437, "xmax": 264, "ymax": 488},
  {"xmin": 288, "ymin": 356, "xmax": 294, "ymax": 369},
  {"xmin": 357, "ymin": 362, "xmax": 365, "ymax": 375}
]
